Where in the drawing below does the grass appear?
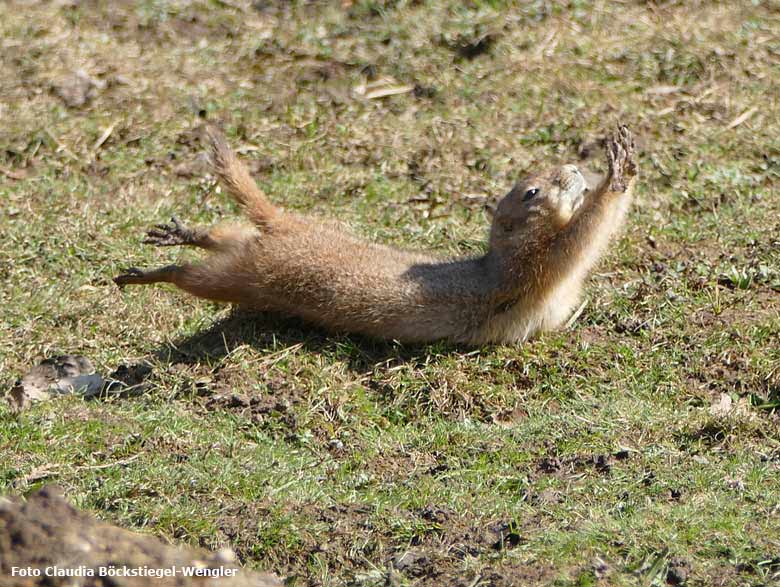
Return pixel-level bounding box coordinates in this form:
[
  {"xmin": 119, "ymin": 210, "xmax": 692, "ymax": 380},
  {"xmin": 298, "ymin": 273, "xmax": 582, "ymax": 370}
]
[{"xmin": 1, "ymin": 0, "xmax": 779, "ymax": 585}]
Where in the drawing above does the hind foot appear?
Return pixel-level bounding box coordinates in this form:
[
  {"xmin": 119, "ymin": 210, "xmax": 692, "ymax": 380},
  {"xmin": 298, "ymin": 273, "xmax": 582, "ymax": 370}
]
[
  {"xmin": 114, "ymin": 265, "xmax": 178, "ymax": 288},
  {"xmin": 143, "ymin": 216, "xmax": 202, "ymax": 247}
]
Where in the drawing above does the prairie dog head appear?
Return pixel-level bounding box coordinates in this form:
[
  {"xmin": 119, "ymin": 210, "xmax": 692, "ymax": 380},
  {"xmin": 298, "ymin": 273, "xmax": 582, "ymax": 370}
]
[{"xmin": 489, "ymin": 164, "xmax": 588, "ymax": 250}]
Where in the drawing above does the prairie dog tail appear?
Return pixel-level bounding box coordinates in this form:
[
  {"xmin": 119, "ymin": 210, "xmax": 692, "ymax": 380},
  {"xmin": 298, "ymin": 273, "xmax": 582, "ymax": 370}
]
[{"xmin": 205, "ymin": 126, "xmax": 278, "ymax": 227}]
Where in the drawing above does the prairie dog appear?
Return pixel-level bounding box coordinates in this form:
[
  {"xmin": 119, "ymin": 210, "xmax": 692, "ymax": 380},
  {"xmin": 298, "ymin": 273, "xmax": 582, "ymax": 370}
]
[{"xmin": 114, "ymin": 126, "xmax": 637, "ymax": 344}]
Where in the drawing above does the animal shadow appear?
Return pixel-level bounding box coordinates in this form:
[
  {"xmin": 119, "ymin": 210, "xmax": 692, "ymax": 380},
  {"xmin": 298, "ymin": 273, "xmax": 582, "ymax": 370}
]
[{"xmin": 149, "ymin": 308, "xmax": 457, "ymax": 377}]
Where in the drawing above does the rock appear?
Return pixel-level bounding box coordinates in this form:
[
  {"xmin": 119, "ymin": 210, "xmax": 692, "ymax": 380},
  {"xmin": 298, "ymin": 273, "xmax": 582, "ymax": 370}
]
[
  {"xmin": 7, "ymin": 355, "xmax": 105, "ymax": 411},
  {"xmin": 392, "ymin": 549, "xmax": 432, "ymax": 577},
  {"xmin": 52, "ymin": 69, "xmax": 105, "ymax": 108},
  {"xmin": 666, "ymin": 557, "xmax": 689, "ymax": 585},
  {"xmin": 173, "ymin": 152, "xmax": 211, "ymax": 178}
]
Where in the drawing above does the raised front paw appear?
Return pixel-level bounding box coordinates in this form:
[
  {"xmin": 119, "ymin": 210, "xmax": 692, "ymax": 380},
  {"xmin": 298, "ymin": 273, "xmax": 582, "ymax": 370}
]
[
  {"xmin": 607, "ymin": 125, "xmax": 637, "ymax": 192},
  {"xmin": 143, "ymin": 216, "xmax": 194, "ymax": 247}
]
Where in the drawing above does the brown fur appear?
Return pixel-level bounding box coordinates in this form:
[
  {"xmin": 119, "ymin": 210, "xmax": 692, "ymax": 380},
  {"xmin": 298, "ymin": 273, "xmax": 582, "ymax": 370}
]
[{"xmin": 115, "ymin": 125, "xmax": 637, "ymax": 344}]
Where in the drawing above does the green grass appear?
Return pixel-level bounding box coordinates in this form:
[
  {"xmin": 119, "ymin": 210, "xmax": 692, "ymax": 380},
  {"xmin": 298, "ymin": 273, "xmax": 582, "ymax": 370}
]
[{"xmin": 1, "ymin": 0, "xmax": 779, "ymax": 585}]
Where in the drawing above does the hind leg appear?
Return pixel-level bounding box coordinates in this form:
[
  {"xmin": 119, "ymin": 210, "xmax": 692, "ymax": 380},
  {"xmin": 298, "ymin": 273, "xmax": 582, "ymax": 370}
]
[
  {"xmin": 114, "ymin": 265, "xmax": 179, "ymax": 287},
  {"xmin": 114, "ymin": 261, "xmax": 251, "ymax": 305},
  {"xmin": 143, "ymin": 217, "xmax": 257, "ymax": 253}
]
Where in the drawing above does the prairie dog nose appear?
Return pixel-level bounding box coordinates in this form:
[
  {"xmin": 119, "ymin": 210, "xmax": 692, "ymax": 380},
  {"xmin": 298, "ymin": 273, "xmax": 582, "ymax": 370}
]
[
  {"xmin": 557, "ymin": 164, "xmax": 584, "ymax": 189},
  {"xmin": 560, "ymin": 164, "xmax": 581, "ymax": 177}
]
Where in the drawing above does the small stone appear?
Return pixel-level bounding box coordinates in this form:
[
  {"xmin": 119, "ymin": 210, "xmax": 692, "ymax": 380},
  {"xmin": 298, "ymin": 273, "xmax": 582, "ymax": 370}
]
[
  {"xmin": 666, "ymin": 558, "xmax": 689, "ymax": 585},
  {"xmin": 52, "ymin": 69, "xmax": 104, "ymax": 108},
  {"xmin": 214, "ymin": 547, "xmax": 236, "ymax": 563},
  {"xmin": 592, "ymin": 556, "xmax": 610, "ymax": 578}
]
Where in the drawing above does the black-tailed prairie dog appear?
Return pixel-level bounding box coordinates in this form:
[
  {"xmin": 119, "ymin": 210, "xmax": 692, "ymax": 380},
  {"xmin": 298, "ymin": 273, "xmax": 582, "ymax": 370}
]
[{"xmin": 115, "ymin": 125, "xmax": 637, "ymax": 344}]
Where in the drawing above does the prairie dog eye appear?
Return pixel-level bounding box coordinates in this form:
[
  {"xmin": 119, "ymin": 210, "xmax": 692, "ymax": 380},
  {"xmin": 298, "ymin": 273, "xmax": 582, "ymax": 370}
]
[{"xmin": 523, "ymin": 188, "xmax": 539, "ymax": 201}]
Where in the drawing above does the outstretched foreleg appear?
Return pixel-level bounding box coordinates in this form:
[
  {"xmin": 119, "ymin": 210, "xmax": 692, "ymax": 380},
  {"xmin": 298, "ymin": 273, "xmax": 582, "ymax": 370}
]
[{"xmin": 550, "ymin": 124, "xmax": 637, "ymax": 273}]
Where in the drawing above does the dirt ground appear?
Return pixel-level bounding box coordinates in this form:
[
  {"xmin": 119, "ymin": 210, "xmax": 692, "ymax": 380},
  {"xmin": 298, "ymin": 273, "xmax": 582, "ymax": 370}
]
[{"xmin": 0, "ymin": 486, "xmax": 282, "ymax": 587}]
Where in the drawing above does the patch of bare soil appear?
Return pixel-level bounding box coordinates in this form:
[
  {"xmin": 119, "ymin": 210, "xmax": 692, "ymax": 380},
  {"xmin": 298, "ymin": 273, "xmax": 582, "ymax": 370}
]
[
  {"xmin": 0, "ymin": 486, "xmax": 282, "ymax": 587},
  {"xmin": 213, "ymin": 500, "xmax": 553, "ymax": 586},
  {"xmin": 68, "ymin": 0, "xmax": 238, "ymax": 45},
  {"xmin": 533, "ymin": 449, "xmax": 636, "ymax": 482},
  {"xmin": 198, "ymin": 365, "xmax": 306, "ymax": 440}
]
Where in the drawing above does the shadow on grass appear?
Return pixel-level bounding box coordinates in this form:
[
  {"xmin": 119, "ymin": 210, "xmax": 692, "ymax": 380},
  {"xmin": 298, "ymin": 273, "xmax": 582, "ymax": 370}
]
[
  {"xmin": 149, "ymin": 307, "xmax": 459, "ymax": 375},
  {"xmin": 105, "ymin": 307, "xmax": 529, "ymax": 424}
]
